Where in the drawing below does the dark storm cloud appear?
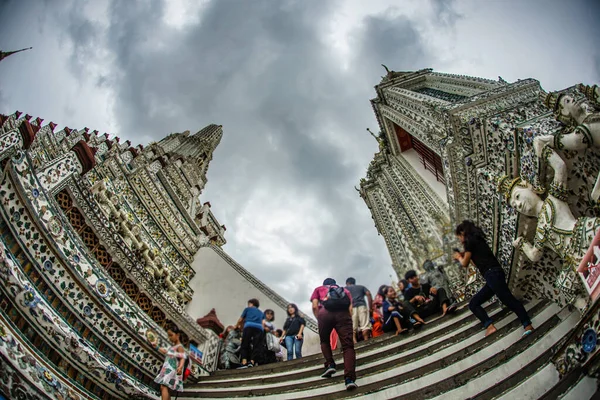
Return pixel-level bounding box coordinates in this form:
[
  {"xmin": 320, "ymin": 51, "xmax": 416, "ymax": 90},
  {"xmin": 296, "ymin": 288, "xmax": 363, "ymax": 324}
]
[
  {"xmin": 355, "ymin": 12, "xmax": 432, "ymax": 77},
  {"xmin": 0, "ymin": 0, "xmax": 450, "ymax": 310},
  {"xmin": 430, "ymin": 0, "xmax": 462, "ymax": 26},
  {"xmin": 65, "ymin": 0, "xmax": 435, "ymax": 306},
  {"xmin": 64, "ymin": 3, "xmax": 101, "ymax": 78}
]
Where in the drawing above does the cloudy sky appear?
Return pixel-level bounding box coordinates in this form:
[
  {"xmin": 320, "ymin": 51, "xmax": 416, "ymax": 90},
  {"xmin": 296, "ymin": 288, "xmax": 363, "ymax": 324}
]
[{"xmin": 1, "ymin": 0, "xmax": 599, "ymax": 314}]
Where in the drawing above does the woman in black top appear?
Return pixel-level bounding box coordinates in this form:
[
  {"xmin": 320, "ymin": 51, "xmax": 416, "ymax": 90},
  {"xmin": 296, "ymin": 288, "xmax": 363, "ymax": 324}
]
[
  {"xmin": 279, "ymin": 303, "xmax": 305, "ymax": 360},
  {"xmin": 454, "ymin": 220, "xmax": 533, "ymax": 337}
]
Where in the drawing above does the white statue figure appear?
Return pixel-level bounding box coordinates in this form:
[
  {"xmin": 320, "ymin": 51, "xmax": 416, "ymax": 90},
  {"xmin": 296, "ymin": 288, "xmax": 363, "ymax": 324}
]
[
  {"xmin": 498, "ymin": 145, "xmax": 599, "ymax": 305},
  {"xmin": 500, "ymin": 145, "xmax": 599, "ymax": 263},
  {"xmin": 533, "ymin": 89, "xmax": 600, "ymax": 200}
]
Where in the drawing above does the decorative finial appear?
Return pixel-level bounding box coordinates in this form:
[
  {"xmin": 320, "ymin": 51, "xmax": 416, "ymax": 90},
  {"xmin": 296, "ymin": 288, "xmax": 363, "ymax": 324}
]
[
  {"xmin": 497, "ymin": 175, "xmax": 526, "ymax": 200},
  {"xmin": 381, "ymin": 64, "xmax": 391, "ymax": 74},
  {"xmin": 0, "ymin": 47, "xmax": 32, "ymax": 63},
  {"xmin": 539, "ymin": 90, "xmax": 563, "ymax": 112},
  {"xmin": 577, "ymin": 83, "xmax": 599, "ymax": 105},
  {"xmin": 366, "ymin": 128, "xmax": 377, "ymax": 139}
]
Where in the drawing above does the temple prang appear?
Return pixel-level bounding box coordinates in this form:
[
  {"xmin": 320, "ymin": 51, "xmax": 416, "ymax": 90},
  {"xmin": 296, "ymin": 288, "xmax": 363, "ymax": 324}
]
[
  {"xmin": 359, "ymin": 68, "xmax": 600, "ymax": 381},
  {"xmin": 0, "ymin": 112, "xmax": 319, "ymax": 399}
]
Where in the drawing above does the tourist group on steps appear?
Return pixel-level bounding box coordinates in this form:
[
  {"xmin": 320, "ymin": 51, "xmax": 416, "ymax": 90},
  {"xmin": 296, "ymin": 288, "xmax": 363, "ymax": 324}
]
[{"xmin": 154, "ymin": 220, "xmax": 534, "ymax": 398}]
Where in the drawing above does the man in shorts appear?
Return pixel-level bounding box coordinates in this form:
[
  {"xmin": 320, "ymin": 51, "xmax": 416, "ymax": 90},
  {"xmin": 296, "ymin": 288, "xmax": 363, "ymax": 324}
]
[{"xmin": 345, "ymin": 277, "xmax": 373, "ymax": 343}]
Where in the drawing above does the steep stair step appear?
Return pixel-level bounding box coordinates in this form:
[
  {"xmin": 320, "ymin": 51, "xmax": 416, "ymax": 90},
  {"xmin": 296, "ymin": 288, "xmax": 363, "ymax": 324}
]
[
  {"xmin": 500, "ymin": 342, "xmax": 600, "ymax": 400},
  {"xmin": 535, "ymin": 364, "xmax": 597, "ymax": 400},
  {"xmin": 199, "ymin": 301, "xmax": 500, "ymax": 383},
  {"xmin": 296, "ymin": 301, "xmax": 559, "ymax": 400},
  {"xmin": 207, "ymin": 301, "xmax": 488, "ymax": 379},
  {"xmin": 558, "ymin": 373, "xmax": 598, "ymax": 400},
  {"xmin": 181, "ymin": 301, "xmax": 553, "ymax": 399},
  {"xmin": 193, "ymin": 301, "xmax": 544, "ymax": 392},
  {"xmin": 492, "ymin": 363, "xmax": 559, "ymax": 400},
  {"xmin": 400, "ymin": 305, "xmax": 577, "ymax": 400}
]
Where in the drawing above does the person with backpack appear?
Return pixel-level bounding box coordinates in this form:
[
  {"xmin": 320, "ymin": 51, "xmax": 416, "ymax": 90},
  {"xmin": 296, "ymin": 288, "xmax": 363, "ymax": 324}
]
[
  {"xmin": 310, "ymin": 278, "xmax": 357, "ymax": 391},
  {"xmin": 154, "ymin": 325, "xmax": 188, "ymax": 400}
]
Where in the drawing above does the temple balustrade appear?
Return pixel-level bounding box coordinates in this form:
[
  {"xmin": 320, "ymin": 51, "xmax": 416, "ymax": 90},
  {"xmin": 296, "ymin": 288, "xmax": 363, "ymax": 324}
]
[
  {"xmin": 87, "ymin": 164, "xmax": 192, "ymax": 281},
  {"xmin": 0, "ymin": 235, "xmax": 159, "ymax": 399},
  {"xmin": 0, "ymin": 214, "xmax": 163, "ymax": 382},
  {"xmin": 96, "ymin": 172, "xmax": 195, "ymax": 288},
  {"xmin": 65, "ymin": 160, "xmax": 222, "ymax": 356},
  {"xmin": 0, "ymin": 147, "xmax": 218, "ymax": 354},
  {"xmin": 55, "ymin": 189, "xmax": 175, "ymax": 330}
]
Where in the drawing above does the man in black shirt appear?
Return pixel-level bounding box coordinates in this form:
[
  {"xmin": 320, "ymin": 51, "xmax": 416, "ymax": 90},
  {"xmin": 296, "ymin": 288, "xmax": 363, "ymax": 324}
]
[
  {"xmin": 404, "ymin": 269, "xmax": 456, "ymax": 318},
  {"xmin": 454, "ymin": 220, "xmax": 533, "ymax": 337}
]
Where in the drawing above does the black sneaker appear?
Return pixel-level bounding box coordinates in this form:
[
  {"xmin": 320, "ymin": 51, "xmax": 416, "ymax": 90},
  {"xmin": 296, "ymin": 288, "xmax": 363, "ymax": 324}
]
[
  {"xmin": 345, "ymin": 378, "xmax": 358, "ymax": 391},
  {"xmin": 320, "ymin": 364, "xmax": 336, "ymax": 378}
]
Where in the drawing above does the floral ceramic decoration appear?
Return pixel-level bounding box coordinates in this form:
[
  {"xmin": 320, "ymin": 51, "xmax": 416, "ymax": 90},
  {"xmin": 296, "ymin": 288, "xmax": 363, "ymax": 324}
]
[
  {"xmin": 9, "ymin": 152, "xmax": 171, "ymax": 343},
  {"xmin": 0, "ymin": 313, "xmax": 99, "ymax": 400},
  {"xmin": 582, "ymin": 328, "xmax": 598, "ymax": 354},
  {"xmin": 0, "ymin": 238, "xmax": 159, "ymax": 399},
  {"xmin": 1, "ymin": 167, "xmax": 164, "ymax": 378},
  {"xmin": 146, "ymin": 329, "xmax": 158, "ymax": 347},
  {"xmin": 95, "ymin": 279, "xmax": 110, "ymax": 298},
  {"xmin": 48, "ymin": 216, "xmax": 63, "ymax": 238}
]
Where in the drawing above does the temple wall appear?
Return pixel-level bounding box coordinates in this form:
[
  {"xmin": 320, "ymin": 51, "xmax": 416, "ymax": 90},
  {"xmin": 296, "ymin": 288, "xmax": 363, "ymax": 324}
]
[{"xmin": 187, "ymin": 246, "xmax": 321, "ymax": 356}]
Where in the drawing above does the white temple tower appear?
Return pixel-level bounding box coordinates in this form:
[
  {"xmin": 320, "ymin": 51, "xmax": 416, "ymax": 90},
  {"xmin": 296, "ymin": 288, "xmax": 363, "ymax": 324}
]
[{"xmin": 360, "ymin": 68, "xmax": 504, "ymax": 280}]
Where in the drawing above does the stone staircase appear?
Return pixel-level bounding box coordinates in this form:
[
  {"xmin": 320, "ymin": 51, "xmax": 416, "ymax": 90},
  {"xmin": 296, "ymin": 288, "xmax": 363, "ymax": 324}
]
[{"xmin": 181, "ymin": 301, "xmax": 597, "ymax": 399}]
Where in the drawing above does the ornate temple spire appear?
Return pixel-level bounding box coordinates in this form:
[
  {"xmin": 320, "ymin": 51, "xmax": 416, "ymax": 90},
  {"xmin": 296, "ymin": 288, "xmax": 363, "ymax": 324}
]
[
  {"xmin": 182, "ymin": 124, "xmax": 223, "ymax": 164},
  {"xmin": 0, "ymin": 47, "xmax": 32, "ymax": 63},
  {"xmin": 156, "ymin": 124, "xmax": 223, "ymax": 166},
  {"xmin": 193, "ymin": 124, "xmax": 223, "ymax": 148}
]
